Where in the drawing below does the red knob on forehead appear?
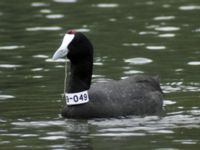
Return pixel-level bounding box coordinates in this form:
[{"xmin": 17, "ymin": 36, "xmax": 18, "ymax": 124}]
[{"xmin": 67, "ymin": 29, "xmax": 76, "ymax": 34}]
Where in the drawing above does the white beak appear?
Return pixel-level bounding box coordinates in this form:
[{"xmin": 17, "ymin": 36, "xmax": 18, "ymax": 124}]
[{"xmin": 52, "ymin": 34, "xmax": 75, "ymax": 60}]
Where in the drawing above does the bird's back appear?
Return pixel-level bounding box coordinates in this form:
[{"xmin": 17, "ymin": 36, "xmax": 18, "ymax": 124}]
[{"xmin": 88, "ymin": 75, "xmax": 163, "ymax": 117}]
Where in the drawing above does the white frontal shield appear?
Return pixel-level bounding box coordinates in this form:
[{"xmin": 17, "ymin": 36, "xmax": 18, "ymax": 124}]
[{"xmin": 52, "ymin": 34, "xmax": 75, "ymax": 60}]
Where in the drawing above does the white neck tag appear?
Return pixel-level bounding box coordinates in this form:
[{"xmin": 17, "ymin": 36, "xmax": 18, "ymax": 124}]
[{"xmin": 65, "ymin": 90, "xmax": 89, "ymax": 106}]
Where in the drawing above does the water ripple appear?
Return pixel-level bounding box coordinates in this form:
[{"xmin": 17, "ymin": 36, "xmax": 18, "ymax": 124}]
[
  {"xmin": 75, "ymin": 28, "xmax": 90, "ymax": 32},
  {"xmin": 124, "ymin": 57, "xmax": 153, "ymax": 65},
  {"xmin": 89, "ymin": 111, "xmax": 200, "ymax": 137},
  {"xmin": 91, "ymin": 132, "xmax": 146, "ymax": 137},
  {"xmin": 40, "ymin": 136, "xmax": 66, "ymax": 140},
  {"xmin": 153, "ymin": 16, "xmax": 175, "ymax": 21},
  {"xmin": 0, "ymin": 64, "xmax": 22, "ymax": 68},
  {"xmin": 155, "ymin": 26, "xmax": 180, "ymax": 32},
  {"xmin": 0, "ymin": 45, "xmax": 25, "ymax": 50},
  {"xmin": 163, "ymin": 100, "xmax": 176, "ymax": 106},
  {"xmin": 93, "ymin": 3, "xmax": 119, "ymax": 8},
  {"xmin": 173, "ymin": 139, "xmax": 197, "ymax": 145},
  {"xmin": 31, "ymin": 68, "xmax": 43, "ymax": 72},
  {"xmin": 93, "ymin": 62, "xmax": 103, "ymax": 66},
  {"xmin": 109, "ymin": 18, "xmax": 117, "ymax": 22},
  {"xmin": 32, "ymin": 76, "xmax": 43, "ymax": 79},
  {"xmin": 45, "ymin": 58, "xmax": 66, "ymax": 63},
  {"xmin": 53, "ymin": 0, "xmax": 78, "ymax": 3},
  {"xmin": 40, "ymin": 9, "xmax": 52, "ymax": 14},
  {"xmin": 46, "ymin": 14, "xmax": 64, "ymax": 19},
  {"xmin": 33, "ymin": 54, "xmax": 49, "ymax": 59},
  {"xmin": 158, "ymin": 33, "xmax": 175, "ymax": 38},
  {"xmin": 139, "ymin": 31, "xmax": 158, "ymax": 35},
  {"xmin": 187, "ymin": 61, "xmax": 200, "ymax": 65},
  {"xmin": 124, "ymin": 70, "xmax": 144, "ymax": 75},
  {"xmin": 179, "ymin": 5, "xmax": 200, "ymax": 10},
  {"xmin": 12, "ymin": 120, "xmax": 65, "ymax": 128},
  {"xmin": 0, "ymin": 95, "xmax": 15, "ymax": 100},
  {"xmin": 26, "ymin": 26, "xmax": 62, "ymax": 31},
  {"xmin": 162, "ymin": 82, "xmax": 200, "ymax": 93},
  {"xmin": 193, "ymin": 28, "xmax": 200, "ymax": 32},
  {"xmin": 146, "ymin": 46, "xmax": 166, "ymax": 50},
  {"xmin": 123, "ymin": 43, "xmax": 145, "ymax": 47},
  {"xmin": 31, "ymin": 2, "xmax": 49, "ymax": 7}
]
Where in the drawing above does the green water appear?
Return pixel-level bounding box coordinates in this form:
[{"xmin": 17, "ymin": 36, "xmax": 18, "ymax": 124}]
[{"xmin": 0, "ymin": 0, "xmax": 200, "ymax": 149}]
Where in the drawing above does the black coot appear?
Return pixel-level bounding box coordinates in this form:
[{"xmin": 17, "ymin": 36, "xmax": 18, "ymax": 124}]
[{"xmin": 52, "ymin": 30, "xmax": 163, "ymax": 118}]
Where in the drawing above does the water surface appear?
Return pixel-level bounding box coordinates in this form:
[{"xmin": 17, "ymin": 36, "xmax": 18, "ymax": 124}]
[{"xmin": 0, "ymin": 0, "xmax": 200, "ymax": 149}]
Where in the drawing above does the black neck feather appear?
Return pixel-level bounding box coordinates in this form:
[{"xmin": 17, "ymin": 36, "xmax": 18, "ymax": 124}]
[{"xmin": 66, "ymin": 56, "xmax": 93, "ymax": 93}]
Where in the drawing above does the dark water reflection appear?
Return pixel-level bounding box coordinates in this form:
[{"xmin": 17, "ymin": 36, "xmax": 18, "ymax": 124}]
[{"xmin": 0, "ymin": 0, "xmax": 200, "ymax": 149}]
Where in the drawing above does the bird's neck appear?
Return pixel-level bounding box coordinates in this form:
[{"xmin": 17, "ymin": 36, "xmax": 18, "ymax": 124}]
[{"xmin": 66, "ymin": 59, "xmax": 93, "ymax": 93}]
